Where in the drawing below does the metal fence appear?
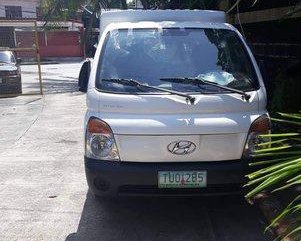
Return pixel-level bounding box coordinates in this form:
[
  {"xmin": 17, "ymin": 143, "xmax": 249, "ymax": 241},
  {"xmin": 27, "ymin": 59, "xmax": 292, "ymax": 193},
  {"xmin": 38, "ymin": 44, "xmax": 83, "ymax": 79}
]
[
  {"xmin": 250, "ymin": 43, "xmax": 301, "ymax": 59},
  {"xmin": 0, "ymin": 20, "xmax": 43, "ymax": 97}
]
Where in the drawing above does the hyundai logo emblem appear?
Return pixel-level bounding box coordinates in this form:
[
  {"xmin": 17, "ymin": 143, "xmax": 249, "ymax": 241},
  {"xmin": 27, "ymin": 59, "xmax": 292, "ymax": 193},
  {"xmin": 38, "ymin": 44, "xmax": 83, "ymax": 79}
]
[{"xmin": 167, "ymin": 140, "xmax": 196, "ymax": 155}]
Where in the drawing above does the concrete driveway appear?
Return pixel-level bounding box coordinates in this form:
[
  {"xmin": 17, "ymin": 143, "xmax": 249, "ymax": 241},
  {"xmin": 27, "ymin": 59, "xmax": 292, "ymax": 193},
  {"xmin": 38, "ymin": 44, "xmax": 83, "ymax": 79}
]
[{"xmin": 0, "ymin": 63, "xmax": 270, "ymax": 241}]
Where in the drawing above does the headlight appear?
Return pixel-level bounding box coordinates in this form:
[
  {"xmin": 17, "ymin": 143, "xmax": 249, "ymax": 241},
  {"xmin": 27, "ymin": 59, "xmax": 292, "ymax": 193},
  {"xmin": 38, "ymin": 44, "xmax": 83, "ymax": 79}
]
[
  {"xmin": 243, "ymin": 114, "xmax": 271, "ymax": 158},
  {"xmin": 85, "ymin": 118, "xmax": 120, "ymax": 161}
]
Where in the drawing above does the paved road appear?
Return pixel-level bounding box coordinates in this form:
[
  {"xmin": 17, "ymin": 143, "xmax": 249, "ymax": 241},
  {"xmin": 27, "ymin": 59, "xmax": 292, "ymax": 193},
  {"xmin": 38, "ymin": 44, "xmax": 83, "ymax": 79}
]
[
  {"xmin": 0, "ymin": 63, "xmax": 270, "ymax": 241},
  {"xmin": 21, "ymin": 62, "xmax": 80, "ymax": 94}
]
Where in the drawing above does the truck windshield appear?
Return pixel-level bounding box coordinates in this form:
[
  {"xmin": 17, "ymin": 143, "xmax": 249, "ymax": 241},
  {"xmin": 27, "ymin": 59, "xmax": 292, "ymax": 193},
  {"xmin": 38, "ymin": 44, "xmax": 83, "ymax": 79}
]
[{"xmin": 96, "ymin": 28, "xmax": 258, "ymax": 94}]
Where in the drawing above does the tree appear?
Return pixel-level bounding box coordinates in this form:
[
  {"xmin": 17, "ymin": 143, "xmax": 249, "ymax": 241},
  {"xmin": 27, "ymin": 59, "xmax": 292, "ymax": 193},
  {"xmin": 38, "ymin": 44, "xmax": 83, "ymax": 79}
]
[
  {"xmin": 40, "ymin": 0, "xmax": 127, "ymax": 56},
  {"xmin": 140, "ymin": 0, "xmax": 220, "ymax": 9}
]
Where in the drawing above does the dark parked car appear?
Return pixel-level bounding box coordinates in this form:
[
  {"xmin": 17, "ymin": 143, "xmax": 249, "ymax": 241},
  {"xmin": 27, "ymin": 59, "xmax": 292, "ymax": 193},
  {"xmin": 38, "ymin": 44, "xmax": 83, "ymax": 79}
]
[{"xmin": 0, "ymin": 51, "xmax": 22, "ymax": 95}]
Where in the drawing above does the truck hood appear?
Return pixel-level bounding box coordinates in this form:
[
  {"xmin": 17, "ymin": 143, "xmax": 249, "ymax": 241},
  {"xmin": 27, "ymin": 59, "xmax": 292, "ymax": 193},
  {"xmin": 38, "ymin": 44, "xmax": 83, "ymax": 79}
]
[
  {"xmin": 87, "ymin": 89, "xmax": 260, "ymax": 135},
  {"xmin": 86, "ymin": 89, "xmax": 263, "ymax": 162},
  {"xmin": 0, "ymin": 63, "xmax": 17, "ymax": 72}
]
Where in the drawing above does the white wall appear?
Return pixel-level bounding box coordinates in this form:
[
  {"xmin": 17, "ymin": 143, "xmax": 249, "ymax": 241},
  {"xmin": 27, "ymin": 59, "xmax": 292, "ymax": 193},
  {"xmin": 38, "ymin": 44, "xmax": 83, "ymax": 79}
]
[{"xmin": 0, "ymin": 0, "xmax": 39, "ymax": 18}]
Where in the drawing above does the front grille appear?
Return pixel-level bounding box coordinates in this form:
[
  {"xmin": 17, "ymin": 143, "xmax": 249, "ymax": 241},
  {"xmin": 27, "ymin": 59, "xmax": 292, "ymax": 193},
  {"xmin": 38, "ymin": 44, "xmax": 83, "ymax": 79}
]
[
  {"xmin": 118, "ymin": 184, "xmax": 242, "ymax": 196},
  {"xmin": 0, "ymin": 71, "xmax": 10, "ymax": 77}
]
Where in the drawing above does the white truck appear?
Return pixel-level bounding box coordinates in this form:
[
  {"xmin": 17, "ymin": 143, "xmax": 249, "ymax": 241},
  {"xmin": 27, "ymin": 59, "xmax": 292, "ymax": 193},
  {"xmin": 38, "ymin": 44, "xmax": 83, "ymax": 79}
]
[{"xmin": 79, "ymin": 10, "xmax": 270, "ymax": 197}]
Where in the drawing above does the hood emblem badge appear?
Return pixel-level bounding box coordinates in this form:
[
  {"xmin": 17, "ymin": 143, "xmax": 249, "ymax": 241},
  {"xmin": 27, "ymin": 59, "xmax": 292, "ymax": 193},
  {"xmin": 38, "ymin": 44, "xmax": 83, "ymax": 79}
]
[{"xmin": 167, "ymin": 140, "xmax": 196, "ymax": 155}]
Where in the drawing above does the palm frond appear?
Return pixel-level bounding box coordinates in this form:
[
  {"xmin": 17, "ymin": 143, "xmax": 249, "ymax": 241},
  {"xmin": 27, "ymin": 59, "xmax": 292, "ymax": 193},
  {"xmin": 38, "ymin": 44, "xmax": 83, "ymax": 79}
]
[
  {"xmin": 259, "ymin": 133, "xmax": 299, "ymax": 138},
  {"xmin": 257, "ymin": 138, "xmax": 288, "ymax": 147},
  {"xmin": 246, "ymin": 112, "xmax": 301, "ymax": 240},
  {"xmin": 249, "ymin": 156, "xmax": 293, "ymax": 166},
  {"xmin": 254, "ymin": 145, "xmax": 292, "ymax": 154},
  {"xmin": 278, "ymin": 113, "xmax": 301, "ymax": 120},
  {"xmin": 271, "ymin": 118, "xmax": 301, "ymax": 126}
]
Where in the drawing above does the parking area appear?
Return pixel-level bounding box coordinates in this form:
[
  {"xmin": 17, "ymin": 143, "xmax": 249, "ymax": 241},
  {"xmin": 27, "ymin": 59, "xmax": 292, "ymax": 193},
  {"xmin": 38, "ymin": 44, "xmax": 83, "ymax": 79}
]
[
  {"xmin": 20, "ymin": 62, "xmax": 80, "ymax": 94},
  {"xmin": 0, "ymin": 62, "xmax": 269, "ymax": 241}
]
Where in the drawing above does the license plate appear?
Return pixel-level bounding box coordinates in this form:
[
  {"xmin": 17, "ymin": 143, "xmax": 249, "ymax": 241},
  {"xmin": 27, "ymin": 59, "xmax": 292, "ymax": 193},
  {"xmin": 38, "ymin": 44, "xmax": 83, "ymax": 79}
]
[{"xmin": 158, "ymin": 171, "xmax": 207, "ymax": 188}]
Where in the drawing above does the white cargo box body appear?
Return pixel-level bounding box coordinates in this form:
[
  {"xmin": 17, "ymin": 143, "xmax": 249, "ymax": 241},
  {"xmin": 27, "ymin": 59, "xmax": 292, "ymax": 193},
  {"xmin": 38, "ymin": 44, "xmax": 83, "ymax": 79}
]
[{"xmin": 100, "ymin": 10, "xmax": 226, "ymax": 34}]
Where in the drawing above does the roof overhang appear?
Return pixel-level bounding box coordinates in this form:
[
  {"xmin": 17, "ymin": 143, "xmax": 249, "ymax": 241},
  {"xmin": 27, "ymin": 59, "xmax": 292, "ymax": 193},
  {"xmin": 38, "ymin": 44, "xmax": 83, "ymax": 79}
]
[{"xmin": 0, "ymin": 20, "xmax": 83, "ymax": 29}]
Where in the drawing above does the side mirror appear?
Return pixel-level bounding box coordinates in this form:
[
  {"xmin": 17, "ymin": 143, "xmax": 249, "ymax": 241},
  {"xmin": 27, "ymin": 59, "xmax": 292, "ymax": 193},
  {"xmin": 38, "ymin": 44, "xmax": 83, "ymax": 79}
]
[
  {"xmin": 16, "ymin": 58, "xmax": 22, "ymax": 65},
  {"xmin": 78, "ymin": 59, "xmax": 91, "ymax": 92}
]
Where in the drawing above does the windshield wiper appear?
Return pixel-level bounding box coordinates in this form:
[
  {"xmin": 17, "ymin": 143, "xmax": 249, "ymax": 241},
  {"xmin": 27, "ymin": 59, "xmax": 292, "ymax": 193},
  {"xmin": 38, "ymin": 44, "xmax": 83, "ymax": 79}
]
[
  {"xmin": 160, "ymin": 77, "xmax": 251, "ymax": 101},
  {"xmin": 101, "ymin": 78, "xmax": 196, "ymax": 104}
]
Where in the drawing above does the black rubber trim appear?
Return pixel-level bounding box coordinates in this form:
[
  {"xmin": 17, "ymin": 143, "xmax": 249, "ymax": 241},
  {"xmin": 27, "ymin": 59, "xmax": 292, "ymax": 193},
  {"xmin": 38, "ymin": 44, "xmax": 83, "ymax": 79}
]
[{"xmin": 85, "ymin": 157, "xmax": 248, "ymax": 197}]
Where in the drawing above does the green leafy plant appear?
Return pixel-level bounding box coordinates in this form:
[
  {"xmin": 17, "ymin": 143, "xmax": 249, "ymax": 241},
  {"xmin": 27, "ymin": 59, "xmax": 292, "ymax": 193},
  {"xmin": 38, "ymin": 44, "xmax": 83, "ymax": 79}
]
[{"xmin": 245, "ymin": 112, "xmax": 301, "ymax": 241}]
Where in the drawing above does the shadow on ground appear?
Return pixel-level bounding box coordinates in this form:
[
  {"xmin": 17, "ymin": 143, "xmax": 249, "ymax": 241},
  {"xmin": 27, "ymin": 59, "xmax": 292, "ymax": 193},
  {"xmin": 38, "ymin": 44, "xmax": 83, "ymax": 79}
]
[
  {"xmin": 65, "ymin": 192, "xmax": 270, "ymax": 241},
  {"xmin": 23, "ymin": 78, "xmax": 78, "ymax": 94},
  {"xmin": 27, "ymin": 78, "xmax": 78, "ymax": 94}
]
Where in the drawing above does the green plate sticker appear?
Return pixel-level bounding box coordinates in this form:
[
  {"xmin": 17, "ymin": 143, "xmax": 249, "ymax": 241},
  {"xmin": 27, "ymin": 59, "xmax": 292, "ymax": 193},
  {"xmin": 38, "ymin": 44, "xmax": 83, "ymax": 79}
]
[{"xmin": 158, "ymin": 171, "xmax": 207, "ymax": 188}]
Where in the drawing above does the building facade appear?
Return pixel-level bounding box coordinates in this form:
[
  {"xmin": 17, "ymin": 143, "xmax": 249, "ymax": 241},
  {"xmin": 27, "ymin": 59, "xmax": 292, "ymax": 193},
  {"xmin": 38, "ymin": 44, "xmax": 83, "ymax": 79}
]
[
  {"xmin": 0, "ymin": 0, "xmax": 39, "ymax": 19},
  {"xmin": 0, "ymin": 0, "xmax": 84, "ymax": 59}
]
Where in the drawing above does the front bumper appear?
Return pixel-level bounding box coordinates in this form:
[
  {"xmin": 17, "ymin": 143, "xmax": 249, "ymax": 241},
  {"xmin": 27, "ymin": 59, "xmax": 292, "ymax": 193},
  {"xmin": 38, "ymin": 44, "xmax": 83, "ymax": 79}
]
[
  {"xmin": 85, "ymin": 157, "xmax": 248, "ymax": 197},
  {"xmin": 0, "ymin": 75, "xmax": 22, "ymax": 95}
]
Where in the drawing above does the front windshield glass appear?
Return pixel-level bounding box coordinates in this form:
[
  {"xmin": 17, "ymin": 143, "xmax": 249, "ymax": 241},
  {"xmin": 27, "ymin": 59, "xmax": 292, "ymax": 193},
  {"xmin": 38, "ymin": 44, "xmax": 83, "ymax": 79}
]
[
  {"xmin": 97, "ymin": 28, "xmax": 258, "ymax": 94},
  {"xmin": 0, "ymin": 51, "xmax": 14, "ymax": 63}
]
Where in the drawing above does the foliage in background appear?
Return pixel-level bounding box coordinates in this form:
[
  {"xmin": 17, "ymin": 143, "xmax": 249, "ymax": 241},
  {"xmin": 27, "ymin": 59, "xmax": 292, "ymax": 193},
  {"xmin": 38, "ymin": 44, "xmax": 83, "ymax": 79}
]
[
  {"xmin": 40, "ymin": 0, "xmax": 128, "ymax": 22},
  {"xmin": 139, "ymin": 0, "xmax": 221, "ymax": 9},
  {"xmin": 270, "ymin": 65, "xmax": 301, "ymax": 113},
  {"xmin": 40, "ymin": 0, "xmax": 127, "ymax": 56},
  {"xmin": 245, "ymin": 113, "xmax": 301, "ymax": 241}
]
